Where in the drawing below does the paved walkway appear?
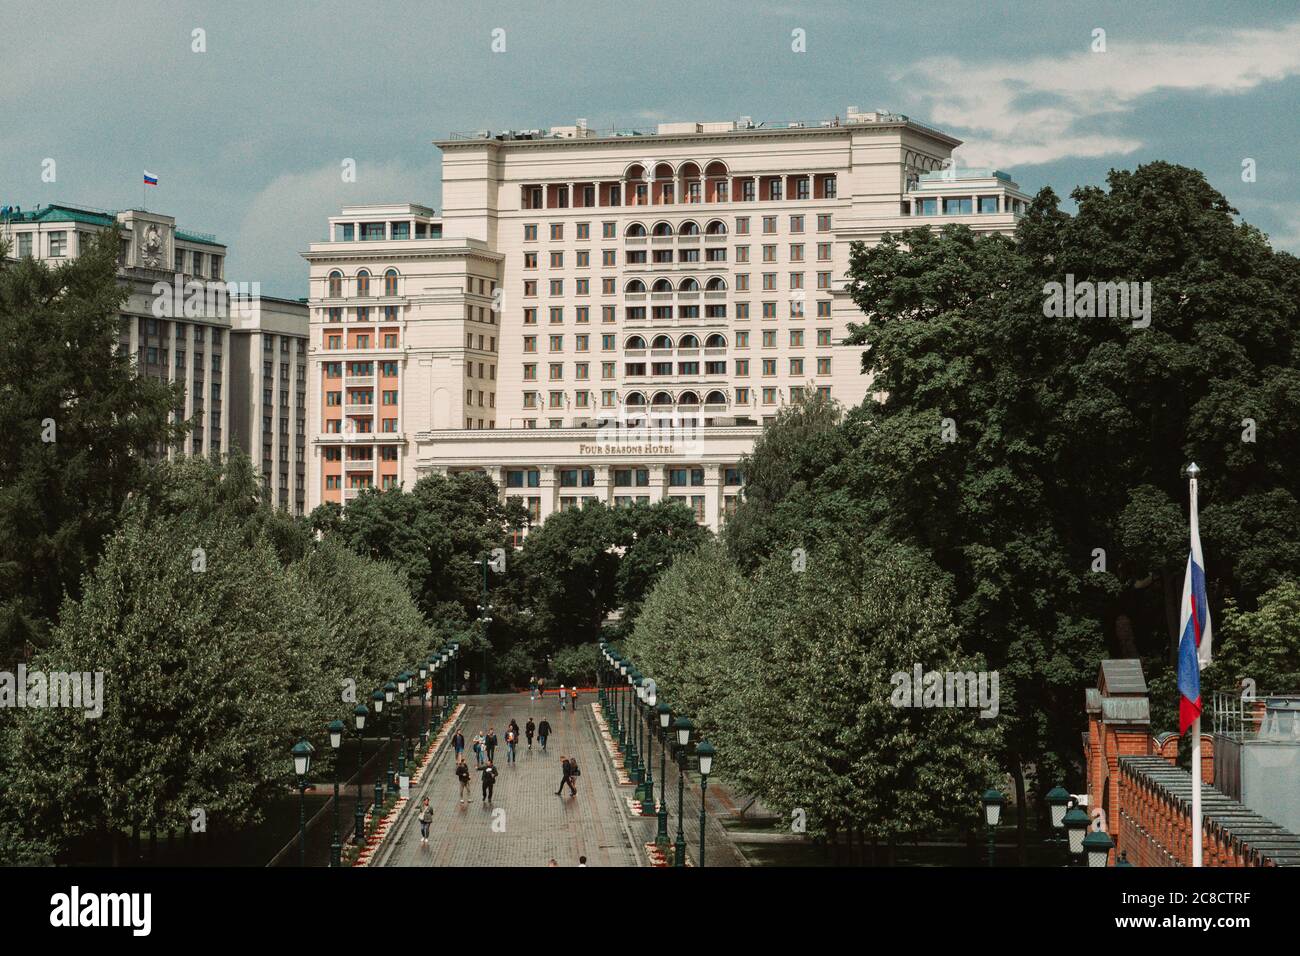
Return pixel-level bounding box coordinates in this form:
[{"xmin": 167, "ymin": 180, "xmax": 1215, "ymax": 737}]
[{"xmin": 381, "ymin": 694, "xmax": 641, "ymax": 867}]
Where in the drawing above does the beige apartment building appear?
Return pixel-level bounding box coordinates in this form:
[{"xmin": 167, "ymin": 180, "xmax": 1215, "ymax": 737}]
[
  {"xmin": 303, "ymin": 109, "xmax": 1031, "ymax": 528},
  {"xmin": 228, "ymin": 296, "xmax": 311, "ymax": 514}
]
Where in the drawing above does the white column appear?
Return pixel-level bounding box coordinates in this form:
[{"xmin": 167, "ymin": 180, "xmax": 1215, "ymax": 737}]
[{"xmin": 538, "ymin": 465, "xmax": 557, "ymax": 520}]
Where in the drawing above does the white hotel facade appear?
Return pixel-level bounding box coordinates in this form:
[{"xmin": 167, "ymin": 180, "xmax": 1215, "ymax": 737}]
[{"xmin": 303, "ymin": 109, "xmax": 1030, "ymax": 529}]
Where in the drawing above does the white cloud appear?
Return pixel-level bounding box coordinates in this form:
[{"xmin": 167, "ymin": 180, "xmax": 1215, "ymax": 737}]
[
  {"xmin": 229, "ymin": 160, "xmax": 439, "ymax": 294},
  {"xmin": 899, "ymin": 21, "xmax": 1300, "ymax": 168}
]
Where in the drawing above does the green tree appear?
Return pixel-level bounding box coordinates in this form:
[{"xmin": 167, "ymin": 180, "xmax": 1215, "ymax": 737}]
[
  {"xmin": 0, "ymin": 230, "xmax": 186, "ymax": 661},
  {"xmin": 1207, "ymin": 578, "xmax": 1300, "ymax": 695},
  {"xmin": 1, "ymin": 508, "xmax": 326, "ymax": 862}
]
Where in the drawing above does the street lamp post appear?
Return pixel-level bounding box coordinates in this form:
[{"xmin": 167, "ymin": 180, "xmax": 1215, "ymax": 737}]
[
  {"xmin": 629, "ymin": 672, "xmax": 644, "ymax": 785},
  {"xmin": 673, "ymin": 716, "xmax": 693, "ymax": 867},
  {"xmin": 1064, "ymin": 805, "xmax": 1090, "ymax": 867},
  {"xmin": 476, "ymin": 556, "xmax": 493, "ymax": 695},
  {"xmin": 352, "ymin": 703, "xmax": 369, "ymax": 849},
  {"xmin": 641, "ymin": 683, "xmax": 657, "ymax": 815},
  {"xmin": 292, "ymin": 738, "xmax": 315, "ymax": 868},
  {"xmin": 371, "ymin": 690, "xmax": 385, "ymax": 819},
  {"xmin": 383, "ymin": 680, "xmax": 397, "ymax": 795},
  {"xmin": 1045, "ymin": 785, "xmax": 1071, "ymax": 866},
  {"xmin": 1084, "ymin": 828, "xmax": 1115, "ymax": 867},
  {"xmin": 981, "ymin": 788, "xmax": 1005, "ymax": 867},
  {"xmin": 697, "ymin": 739, "xmax": 715, "ymax": 867},
  {"xmin": 396, "ymin": 672, "xmax": 409, "ymax": 782},
  {"xmin": 418, "ymin": 662, "xmax": 430, "ymax": 751},
  {"xmin": 656, "ymin": 702, "xmax": 671, "ymax": 846},
  {"xmin": 328, "ymin": 719, "xmax": 344, "ymax": 868}
]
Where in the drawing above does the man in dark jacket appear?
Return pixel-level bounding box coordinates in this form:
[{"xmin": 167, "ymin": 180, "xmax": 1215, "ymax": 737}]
[
  {"xmin": 537, "ymin": 718, "xmax": 552, "ymax": 752},
  {"xmin": 479, "ymin": 760, "xmax": 498, "ymax": 803},
  {"xmin": 525, "ymin": 718, "xmax": 536, "ymax": 750},
  {"xmin": 485, "ymin": 727, "xmax": 498, "ymax": 762},
  {"xmin": 555, "ymin": 755, "xmax": 577, "ymax": 796}
]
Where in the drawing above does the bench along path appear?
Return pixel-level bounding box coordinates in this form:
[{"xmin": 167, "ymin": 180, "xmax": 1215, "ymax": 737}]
[{"xmin": 381, "ymin": 692, "xmax": 642, "ymax": 867}]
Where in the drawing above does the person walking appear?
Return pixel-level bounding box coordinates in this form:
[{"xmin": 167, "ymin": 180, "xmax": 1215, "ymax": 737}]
[
  {"xmin": 418, "ymin": 797, "xmax": 433, "ymax": 844},
  {"xmin": 571, "ymin": 686, "xmax": 579, "ymax": 710},
  {"xmin": 452, "ymin": 729, "xmax": 465, "ymax": 761},
  {"xmin": 508, "ymin": 717, "xmax": 520, "ymax": 741},
  {"xmin": 559, "ymin": 685, "xmax": 568, "ymax": 712},
  {"xmin": 485, "ymin": 727, "xmax": 498, "ymax": 763},
  {"xmin": 525, "ymin": 718, "xmax": 536, "ymax": 751},
  {"xmin": 505, "ymin": 726, "xmax": 517, "ymax": 763},
  {"xmin": 472, "ymin": 732, "xmax": 485, "ymax": 768},
  {"xmin": 537, "ymin": 718, "xmax": 552, "ymax": 752},
  {"xmin": 555, "ymin": 755, "xmax": 577, "ymax": 796},
  {"xmin": 479, "ymin": 759, "xmax": 498, "ymax": 804},
  {"xmin": 538, "ymin": 677, "xmax": 546, "ymax": 701},
  {"xmin": 455, "ymin": 756, "xmax": 472, "ymax": 805},
  {"xmin": 529, "ymin": 676, "xmax": 538, "ymax": 702}
]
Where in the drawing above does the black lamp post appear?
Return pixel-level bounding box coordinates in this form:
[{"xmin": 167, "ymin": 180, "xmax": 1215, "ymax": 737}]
[
  {"xmin": 981, "ymin": 788, "xmax": 1005, "ymax": 867},
  {"xmin": 673, "ymin": 715, "xmax": 693, "ymax": 867},
  {"xmin": 697, "ymin": 739, "xmax": 715, "ymax": 868},
  {"xmin": 1084, "ymin": 828, "xmax": 1115, "ymax": 867},
  {"xmin": 418, "ymin": 662, "xmax": 430, "ymax": 751},
  {"xmin": 1064, "ymin": 805, "xmax": 1090, "ymax": 867},
  {"xmin": 656, "ymin": 702, "xmax": 671, "ymax": 846},
  {"xmin": 384, "ymin": 679, "xmax": 398, "ymax": 795},
  {"xmin": 475, "ymin": 555, "xmax": 492, "ymax": 695},
  {"xmin": 628, "ymin": 671, "xmax": 644, "ymax": 785},
  {"xmin": 1045, "ymin": 785, "xmax": 1071, "ymax": 866},
  {"xmin": 371, "ymin": 689, "xmax": 386, "ymax": 816},
  {"xmin": 352, "ymin": 703, "xmax": 368, "ymax": 848},
  {"xmin": 292, "ymin": 738, "xmax": 315, "ymax": 867},
  {"xmin": 328, "ymin": 719, "xmax": 344, "ymax": 867},
  {"xmin": 396, "ymin": 672, "xmax": 410, "ymax": 782},
  {"xmin": 641, "ymin": 682, "xmax": 657, "ymax": 815}
]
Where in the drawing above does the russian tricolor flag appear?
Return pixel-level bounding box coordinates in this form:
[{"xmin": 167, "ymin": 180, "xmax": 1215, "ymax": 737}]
[
  {"xmin": 1178, "ymin": 464, "xmax": 1213, "ymax": 735},
  {"xmin": 143, "ymin": 171, "xmax": 158, "ymax": 186}
]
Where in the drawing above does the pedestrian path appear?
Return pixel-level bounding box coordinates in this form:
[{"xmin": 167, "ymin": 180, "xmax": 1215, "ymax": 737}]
[{"xmin": 381, "ymin": 693, "xmax": 641, "ymax": 867}]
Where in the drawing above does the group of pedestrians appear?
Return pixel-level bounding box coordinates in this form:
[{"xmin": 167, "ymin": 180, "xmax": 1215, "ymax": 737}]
[{"xmin": 529, "ymin": 676, "xmax": 580, "ymax": 713}]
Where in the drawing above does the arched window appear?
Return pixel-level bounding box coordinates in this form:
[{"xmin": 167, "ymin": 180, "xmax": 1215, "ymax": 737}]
[
  {"xmin": 705, "ymin": 390, "xmax": 728, "ymax": 405},
  {"xmin": 625, "ymin": 222, "xmax": 647, "ymax": 237},
  {"xmin": 678, "ymin": 220, "xmax": 700, "ymax": 236},
  {"xmin": 651, "ymin": 334, "xmax": 673, "ymax": 350},
  {"xmin": 678, "ymin": 334, "xmax": 700, "ymax": 349},
  {"xmin": 704, "ymin": 160, "xmax": 729, "ymax": 179},
  {"xmin": 625, "ymin": 163, "xmax": 647, "ymax": 182},
  {"xmin": 705, "ymin": 276, "xmax": 728, "ymax": 291},
  {"xmin": 705, "ymin": 333, "xmax": 727, "ymax": 348},
  {"xmin": 678, "ymin": 277, "xmax": 700, "ymax": 292},
  {"xmin": 625, "ymin": 279, "xmax": 646, "ymax": 293},
  {"xmin": 678, "ymin": 391, "xmax": 700, "ymax": 406},
  {"xmin": 651, "ymin": 391, "xmax": 674, "ymax": 406},
  {"xmin": 705, "ymin": 219, "xmax": 727, "ymax": 235},
  {"xmin": 651, "ymin": 278, "xmax": 673, "ymax": 293},
  {"xmin": 625, "ymin": 391, "xmax": 647, "ymax": 407},
  {"xmin": 384, "ymin": 269, "xmax": 398, "ymax": 296},
  {"xmin": 625, "ymin": 335, "xmax": 647, "ymax": 350},
  {"xmin": 651, "ymin": 221, "xmax": 674, "ymax": 237},
  {"xmin": 328, "ymin": 271, "xmax": 342, "ymax": 297},
  {"xmin": 653, "ymin": 163, "xmax": 674, "ymax": 181},
  {"xmin": 356, "ymin": 270, "xmax": 370, "ymax": 297}
]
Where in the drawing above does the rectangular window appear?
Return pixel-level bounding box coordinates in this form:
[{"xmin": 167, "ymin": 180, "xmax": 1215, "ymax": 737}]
[{"xmin": 943, "ymin": 197, "xmax": 973, "ymax": 215}]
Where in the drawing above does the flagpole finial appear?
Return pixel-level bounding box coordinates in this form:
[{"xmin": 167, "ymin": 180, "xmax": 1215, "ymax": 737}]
[{"xmin": 1186, "ymin": 462, "xmax": 1200, "ymax": 478}]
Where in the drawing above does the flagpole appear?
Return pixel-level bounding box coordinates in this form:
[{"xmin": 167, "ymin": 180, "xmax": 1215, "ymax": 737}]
[{"xmin": 1189, "ymin": 462, "xmax": 1203, "ymax": 868}]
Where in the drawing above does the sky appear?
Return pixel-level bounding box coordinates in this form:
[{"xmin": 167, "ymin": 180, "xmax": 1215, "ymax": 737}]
[{"xmin": 3, "ymin": 0, "xmax": 1297, "ymax": 297}]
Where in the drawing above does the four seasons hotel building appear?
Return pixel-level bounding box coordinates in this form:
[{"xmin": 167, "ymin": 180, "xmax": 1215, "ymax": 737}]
[{"xmin": 303, "ymin": 108, "xmax": 1030, "ymax": 528}]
